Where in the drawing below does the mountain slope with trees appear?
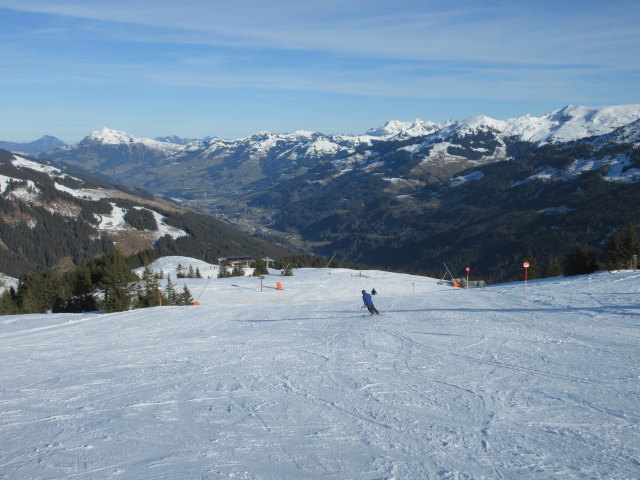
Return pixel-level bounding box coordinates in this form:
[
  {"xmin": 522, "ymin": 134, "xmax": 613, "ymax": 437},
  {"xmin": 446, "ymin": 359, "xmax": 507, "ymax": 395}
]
[
  {"xmin": 0, "ymin": 150, "xmax": 293, "ymax": 279},
  {"xmin": 266, "ymin": 137, "xmax": 640, "ymax": 281}
]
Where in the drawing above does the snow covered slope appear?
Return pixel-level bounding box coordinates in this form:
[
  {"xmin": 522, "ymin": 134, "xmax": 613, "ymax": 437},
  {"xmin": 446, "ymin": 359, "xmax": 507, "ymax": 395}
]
[
  {"xmin": 1, "ymin": 266, "xmax": 638, "ymax": 479},
  {"xmin": 134, "ymin": 255, "xmax": 221, "ymax": 278},
  {"xmin": 366, "ymin": 118, "xmax": 451, "ymax": 138},
  {"xmin": 0, "ymin": 272, "xmax": 17, "ymax": 291},
  {"xmin": 481, "ymin": 104, "xmax": 640, "ymax": 144}
]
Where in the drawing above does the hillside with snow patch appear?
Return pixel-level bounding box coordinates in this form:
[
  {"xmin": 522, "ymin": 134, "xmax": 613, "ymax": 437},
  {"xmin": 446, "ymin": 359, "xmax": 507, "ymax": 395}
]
[
  {"xmin": 1, "ymin": 264, "xmax": 638, "ymax": 479},
  {"xmin": 0, "ymin": 151, "xmax": 291, "ymax": 277}
]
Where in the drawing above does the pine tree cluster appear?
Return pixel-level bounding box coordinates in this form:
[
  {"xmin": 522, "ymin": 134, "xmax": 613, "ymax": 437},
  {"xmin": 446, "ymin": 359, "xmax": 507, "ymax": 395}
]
[
  {"xmin": 175, "ymin": 263, "xmax": 202, "ymax": 278},
  {"xmin": 123, "ymin": 207, "xmax": 158, "ymax": 231},
  {"xmin": 0, "ymin": 250, "xmax": 194, "ymax": 315},
  {"xmin": 523, "ymin": 224, "xmax": 640, "ymax": 279},
  {"xmin": 251, "ymin": 258, "xmax": 269, "ymax": 276},
  {"xmin": 217, "ymin": 262, "xmax": 246, "ymax": 278}
]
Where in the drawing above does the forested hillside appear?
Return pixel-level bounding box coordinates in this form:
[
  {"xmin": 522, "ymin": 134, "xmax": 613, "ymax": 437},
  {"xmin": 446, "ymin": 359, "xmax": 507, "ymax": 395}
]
[
  {"xmin": 0, "ymin": 150, "xmax": 292, "ymax": 278},
  {"xmin": 251, "ymin": 140, "xmax": 640, "ymax": 281}
]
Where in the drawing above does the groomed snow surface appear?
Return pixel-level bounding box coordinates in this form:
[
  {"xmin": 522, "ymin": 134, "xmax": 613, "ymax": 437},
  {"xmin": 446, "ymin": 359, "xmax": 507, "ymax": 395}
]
[{"xmin": 1, "ymin": 262, "xmax": 639, "ymax": 479}]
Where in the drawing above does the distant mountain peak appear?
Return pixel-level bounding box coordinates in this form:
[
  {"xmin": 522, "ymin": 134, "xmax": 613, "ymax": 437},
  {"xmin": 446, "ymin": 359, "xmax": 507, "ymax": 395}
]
[
  {"xmin": 86, "ymin": 127, "xmax": 137, "ymax": 145},
  {"xmin": 454, "ymin": 114, "xmax": 505, "ymax": 133},
  {"xmin": 290, "ymin": 130, "xmax": 317, "ymax": 139},
  {"xmin": 0, "ymin": 135, "xmax": 66, "ymax": 156},
  {"xmin": 38, "ymin": 135, "xmax": 63, "ymax": 142},
  {"xmin": 366, "ymin": 118, "xmax": 446, "ymax": 138},
  {"xmin": 154, "ymin": 135, "xmax": 202, "ymax": 145},
  {"xmin": 81, "ymin": 127, "xmax": 184, "ymax": 154},
  {"xmin": 435, "ymin": 104, "xmax": 640, "ymax": 144},
  {"xmin": 520, "ymin": 104, "xmax": 640, "ymax": 143}
]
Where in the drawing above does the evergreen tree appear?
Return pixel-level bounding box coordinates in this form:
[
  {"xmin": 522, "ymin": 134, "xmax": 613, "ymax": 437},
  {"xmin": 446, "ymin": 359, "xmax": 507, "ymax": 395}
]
[
  {"xmin": 176, "ymin": 263, "xmax": 185, "ymax": 278},
  {"xmin": 231, "ymin": 263, "xmax": 245, "ymax": 277},
  {"xmin": 564, "ymin": 244, "xmax": 599, "ymax": 276},
  {"xmin": 125, "ymin": 248, "xmax": 158, "ymax": 269},
  {"xmin": 542, "ymin": 257, "xmax": 563, "ymax": 278},
  {"xmin": 195, "ymin": 267, "xmax": 202, "ymax": 278},
  {"xmin": 64, "ymin": 266, "xmax": 97, "ymax": 312},
  {"xmin": 163, "ymin": 275, "xmax": 178, "ymax": 306},
  {"xmin": 252, "ymin": 258, "xmax": 269, "ymax": 276},
  {"xmin": 281, "ymin": 263, "xmax": 294, "ymax": 276},
  {"xmin": 601, "ymin": 231, "xmax": 625, "ymax": 270},
  {"xmin": 42, "ymin": 270, "xmax": 69, "ymax": 313},
  {"xmin": 601, "ymin": 224, "xmax": 640, "ymax": 270},
  {"xmin": 133, "ymin": 277, "xmax": 145, "ymax": 309},
  {"xmin": 178, "ymin": 284, "xmax": 194, "ymax": 305},
  {"xmin": 187, "ymin": 265, "xmax": 196, "ymax": 278},
  {"xmin": 135, "ymin": 265, "xmax": 161, "ymax": 308},
  {"xmin": 0, "ymin": 287, "xmax": 19, "ymax": 315},
  {"xmin": 17, "ymin": 271, "xmax": 47, "ymax": 313},
  {"xmin": 96, "ymin": 250, "xmax": 137, "ymax": 312},
  {"xmin": 218, "ymin": 263, "xmax": 230, "ymax": 278}
]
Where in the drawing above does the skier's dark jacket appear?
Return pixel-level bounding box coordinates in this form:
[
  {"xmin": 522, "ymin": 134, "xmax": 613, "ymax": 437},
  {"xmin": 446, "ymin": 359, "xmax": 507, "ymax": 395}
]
[{"xmin": 362, "ymin": 291, "xmax": 374, "ymax": 307}]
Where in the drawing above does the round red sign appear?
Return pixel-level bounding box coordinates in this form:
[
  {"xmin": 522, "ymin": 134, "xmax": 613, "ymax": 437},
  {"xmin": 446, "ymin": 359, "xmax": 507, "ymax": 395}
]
[
  {"xmin": 466, "ymin": 267, "xmax": 471, "ymax": 272},
  {"xmin": 523, "ymin": 261, "xmax": 530, "ymax": 268}
]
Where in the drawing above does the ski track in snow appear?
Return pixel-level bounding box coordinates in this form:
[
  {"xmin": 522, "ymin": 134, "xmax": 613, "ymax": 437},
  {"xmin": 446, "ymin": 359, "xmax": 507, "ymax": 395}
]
[{"xmin": 0, "ymin": 267, "xmax": 639, "ymax": 479}]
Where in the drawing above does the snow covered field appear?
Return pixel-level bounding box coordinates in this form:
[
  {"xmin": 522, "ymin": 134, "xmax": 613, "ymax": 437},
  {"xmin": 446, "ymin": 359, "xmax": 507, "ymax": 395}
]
[{"xmin": 1, "ymin": 263, "xmax": 639, "ymax": 479}]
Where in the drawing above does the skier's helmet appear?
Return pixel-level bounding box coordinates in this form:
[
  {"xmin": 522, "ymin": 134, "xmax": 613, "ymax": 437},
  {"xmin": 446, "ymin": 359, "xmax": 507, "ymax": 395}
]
[{"xmin": 362, "ymin": 290, "xmax": 366, "ymax": 294}]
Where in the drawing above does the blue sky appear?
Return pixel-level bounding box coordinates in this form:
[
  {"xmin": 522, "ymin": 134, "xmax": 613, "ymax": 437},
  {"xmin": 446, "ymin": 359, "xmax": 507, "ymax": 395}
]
[{"xmin": 1, "ymin": 0, "xmax": 639, "ymax": 142}]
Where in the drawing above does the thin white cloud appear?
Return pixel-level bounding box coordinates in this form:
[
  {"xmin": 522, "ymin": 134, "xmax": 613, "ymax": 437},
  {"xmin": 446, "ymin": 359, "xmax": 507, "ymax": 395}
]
[
  {"xmin": 0, "ymin": 0, "xmax": 638, "ymax": 68},
  {"xmin": 0, "ymin": 0, "xmax": 638, "ymax": 143},
  {"xmin": 3, "ymin": 48, "xmax": 616, "ymax": 105}
]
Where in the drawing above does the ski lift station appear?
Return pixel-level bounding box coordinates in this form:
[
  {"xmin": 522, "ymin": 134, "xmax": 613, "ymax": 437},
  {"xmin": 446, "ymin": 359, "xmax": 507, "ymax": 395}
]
[{"xmin": 217, "ymin": 256, "xmax": 254, "ymax": 267}]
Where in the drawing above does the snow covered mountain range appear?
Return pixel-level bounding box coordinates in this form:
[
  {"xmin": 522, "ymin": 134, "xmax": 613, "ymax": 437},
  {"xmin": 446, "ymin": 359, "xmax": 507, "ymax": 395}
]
[
  {"xmin": 36, "ymin": 103, "xmax": 639, "ymax": 222},
  {"xmin": 70, "ymin": 103, "xmax": 640, "ymax": 149},
  {"xmin": 0, "ymin": 103, "xmax": 635, "ymax": 281},
  {"xmin": 43, "ymin": 104, "xmax": 640, "ymax": 198},
  {"xmin": 6, "ymin": 104, "xmax": 639, "ymax": 173}
]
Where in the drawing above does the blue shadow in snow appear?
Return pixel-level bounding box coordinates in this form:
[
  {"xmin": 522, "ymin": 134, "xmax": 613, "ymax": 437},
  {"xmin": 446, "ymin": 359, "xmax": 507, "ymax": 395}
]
[{"xmin": 385, "ymin": 305, "xmax": 640, "ymax": 316}]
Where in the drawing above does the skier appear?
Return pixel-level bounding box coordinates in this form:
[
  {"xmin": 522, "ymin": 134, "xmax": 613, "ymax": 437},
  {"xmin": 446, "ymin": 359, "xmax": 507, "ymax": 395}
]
[
  {"xmin": 362, "ymin": 290, "xmax": 380, "ymax": 315},
  {"xmin": 371, "ymin": 288, "xmax": 377, "ymax": 295}
]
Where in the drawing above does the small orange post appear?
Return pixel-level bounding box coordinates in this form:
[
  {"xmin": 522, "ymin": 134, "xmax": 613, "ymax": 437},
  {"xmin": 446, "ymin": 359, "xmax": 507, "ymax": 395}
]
[{"xmin": 276, "ymin": 282, "xmax": 283, "ymax": 290}]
